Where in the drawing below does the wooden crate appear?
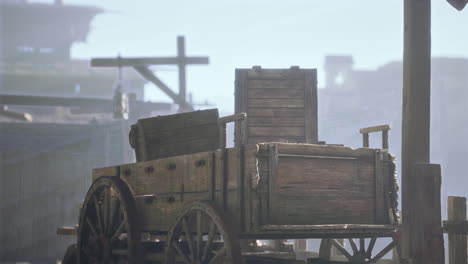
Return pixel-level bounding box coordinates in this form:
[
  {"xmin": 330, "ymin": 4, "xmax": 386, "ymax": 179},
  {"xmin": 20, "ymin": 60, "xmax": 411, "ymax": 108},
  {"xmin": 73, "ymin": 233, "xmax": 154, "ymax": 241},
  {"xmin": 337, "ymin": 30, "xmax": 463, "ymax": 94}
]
[
  {"xmin": 129, "ymin": 109, "xmax": 220, "ymax": 161},
  {"xmin": 235, "ymin": 66, "xmax": 318, "ymax": 145},
  {"xmin": 254, "ymin": 143, "xmax": 397, "ymax": 226}
]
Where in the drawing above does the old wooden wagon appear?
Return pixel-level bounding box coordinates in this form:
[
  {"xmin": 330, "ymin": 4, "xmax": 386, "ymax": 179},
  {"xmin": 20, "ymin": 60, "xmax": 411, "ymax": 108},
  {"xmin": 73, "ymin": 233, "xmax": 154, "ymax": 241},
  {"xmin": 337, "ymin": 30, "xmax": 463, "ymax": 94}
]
[{"xmin": 59, "ymin": 67, "xmax": 400, "ymax": 264}]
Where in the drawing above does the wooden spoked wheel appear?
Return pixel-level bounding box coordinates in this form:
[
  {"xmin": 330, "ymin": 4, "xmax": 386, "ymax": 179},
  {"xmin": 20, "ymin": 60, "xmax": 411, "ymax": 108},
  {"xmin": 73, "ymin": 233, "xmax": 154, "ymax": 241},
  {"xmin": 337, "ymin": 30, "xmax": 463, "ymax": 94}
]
[
  {"xmin": 165, "ymin": 201, "xmax": 242, "ymax": 264},
  {"xmin": 78, "ymin": 176, "xmax": 142, "ymax": 264},
  {"xmin": 319, "ymin": 238, "xmax": 397, "ymax": 264}
]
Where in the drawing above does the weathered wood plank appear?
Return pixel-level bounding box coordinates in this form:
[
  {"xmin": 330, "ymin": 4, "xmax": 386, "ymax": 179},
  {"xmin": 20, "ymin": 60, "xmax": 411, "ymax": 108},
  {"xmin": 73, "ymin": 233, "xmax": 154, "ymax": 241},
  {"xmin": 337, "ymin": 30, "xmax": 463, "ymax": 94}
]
[
  {"xmin": 248, "ymin": 99, "xmax": 304, "ymax": 108},
  {"xmin": 448, "ymin": 196, "xmax": 467, "ymax": 264},
  {"xmin": 235, "ymin": 69, "xmax": 249, "ymax": 146},
  {"xmin": 276, "ymin": 156, "xmax": 375, "ymax": 198},
  {"xmin": 137, "ymin": 109, "xmax": 219, "ymax": 132},
  {"xmin": 144, "ymin": 123, "xmax": 219, "ymax": 144},
  {"xmin": 247, "ymin": 117, "xmax": 304, "ymax": 127},
  {"xmin": 249, "ymin": 127, "xmax": 305, "ymax": 137},
  {"xmin": 247, "ymin": 69, "xmax": 305, "ymax": 79},
  {"xmin": 304, "ymin": 69, "xmax": 318, "ymax": 143},
  {"xmin": 248, "ymin": 107, "xmax": 305, "ymax": 117},
  {"xmin": 248, "ymin": 136, "xmax": 306, "ymax": 144},
  {"xmin": 268, "ymin": 144, "xmax": 278, "ymax": 222},
  {"xmin": 374, "ymin": 151, "xmax": 385, "ymax": 223},
  {"xmin": 92, "ymin": 166, "xmax": 119, "ymax": 181},
  {"xmin": 248, "ymin": 89, "xmax": 305, "ymax": 98},
  {"xmin": 248, "ymin": 79, "xmax": 305, "ymax": 89}
]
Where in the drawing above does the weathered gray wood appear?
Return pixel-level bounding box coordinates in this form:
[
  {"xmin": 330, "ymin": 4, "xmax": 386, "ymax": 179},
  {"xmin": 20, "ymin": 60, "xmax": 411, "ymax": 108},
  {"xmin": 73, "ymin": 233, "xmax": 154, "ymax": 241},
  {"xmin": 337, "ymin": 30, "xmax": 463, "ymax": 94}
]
[
  {"xmin": 304, "ymin": 69, "xmax": 318, "ymax": 143},
  {"xmin": 403, "ymin": 163, "xmax": 444, "ymax": 264},
  {"xmin": 268, "ymin": 144, "xmax": 278, "ymax": 222},
  {"xmin": 248, "ymin": 89, "xmax": 305, "ymax": 98},
  {"xmin": 359, "ymin": 125, "xmax": 391, "ymax": 134},
  {"xmin": 248, "ymin": 117, "xmax": 304, "ymax": 127},
  {"xmin": 248, "ymin": 98, "xmax": 304, "ymax": 108},
  {"xmin": 249, "ymin": 127, "xmax": 305, "ymax": 137},
  {"xmin": 401, "ymin": 0, "xmax": 432, "ymax": 261},
  {"xmin": 248, "ymin": 108, "xmax": 305, "ymax": 117},
  {"xmin": 375, "ymin": 151, "xmax": 385, "ymax": 223},
  {"xmin": 248, "ymin": 79, "xmax": 305, "ymax": 89},
  {"xmin": 448, "ymin": 196, "xmax": 467, "ymax": 264},
  {"xmin": 362, "ymin": 133, "xmax": 369, "ymax": 148},
  {"xmin": 131, "ymin": 109, "xmax": 220, "ymax": 161}
]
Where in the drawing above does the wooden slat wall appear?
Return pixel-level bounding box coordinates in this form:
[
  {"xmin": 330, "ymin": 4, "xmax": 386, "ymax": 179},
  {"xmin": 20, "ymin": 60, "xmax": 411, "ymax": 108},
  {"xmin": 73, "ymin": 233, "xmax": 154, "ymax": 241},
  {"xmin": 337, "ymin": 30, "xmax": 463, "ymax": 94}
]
[
  {"xmin": 235, "ymin": 67, "xmax": 318, "ymax": 145},
  {"xmin": 255, "ymin": 143, "xmax": 393, "ymax": 226},
  {"xmin": 131, "ymin": 109, "xmax": 220, "ymax": 161}
]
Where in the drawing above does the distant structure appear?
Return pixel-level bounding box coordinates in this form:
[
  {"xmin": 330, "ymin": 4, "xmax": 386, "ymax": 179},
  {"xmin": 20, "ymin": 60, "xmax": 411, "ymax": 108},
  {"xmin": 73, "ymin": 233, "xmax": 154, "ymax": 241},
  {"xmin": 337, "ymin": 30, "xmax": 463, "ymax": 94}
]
[
  {"xmin": 319, "ymin": 55, "xmax": 468, "ymax": 205},
  {"xmin": 0, "ymin": 1, "xmax": 177, "ymax": 262}
]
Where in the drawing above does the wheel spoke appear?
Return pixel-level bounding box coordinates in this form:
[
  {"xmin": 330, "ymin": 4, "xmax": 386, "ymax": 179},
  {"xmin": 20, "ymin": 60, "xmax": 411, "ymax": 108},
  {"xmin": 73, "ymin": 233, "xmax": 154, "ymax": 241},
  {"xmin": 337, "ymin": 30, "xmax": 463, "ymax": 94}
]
[
  {"xmin": 85, "ymin": 217, "xmax": 98, "ymax": 237},
  {"xmin": 172, "ymin": 241, "xmax": 192, "ymax": 264},
  {"xmin": 366, "ymin": 237, "xmax": 377, "ymax": 257},
  {"xmin": 370, "ymin": 240, "xmax": 395, "ymax": 263},
  {"xmin": 110, "ymin": 220, "xmax": 126, "ymax": 244},
  {"xmin": 359, "ymin": 238, "xmax": 365, "ymax": 254},
  {"xmin": 202, "ymin": 220, "xmax": 217, "ymax": 262},
  {"xmin": 331, "ymin": 239, "xmax": 352, "ymax": 260},
  {"xmin": 110, "ymin": 199, "xmax": 121, "ymax": 235},
  {"xmin": 196, "ymin": 210, "xmax": 203, "ymax": 260},
  {"xmin": 94, "ymin": 196, "xmax": 104, "ymax": 233},
  {"xmin": 207, "ymin": 247, "xmax": 227, "ymax": 264},
  {"xmin": 104, "ymin": 185, "xmax": 111, "ymax": 234},
  {"xmin": 348, "ymin": 238, "xmax": 358, "ymax": 254},
  {"xmin": 181, "ymin": 217, "xmax": 195, "ymax": 261}
]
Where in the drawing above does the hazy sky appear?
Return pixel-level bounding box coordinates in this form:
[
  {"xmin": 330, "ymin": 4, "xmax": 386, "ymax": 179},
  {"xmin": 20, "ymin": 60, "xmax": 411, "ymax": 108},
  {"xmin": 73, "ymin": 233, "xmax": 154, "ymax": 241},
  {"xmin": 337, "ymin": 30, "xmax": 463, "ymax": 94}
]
[{"xmin": 35, "ymin": 0, "xmax": 468, "ymax": 112}]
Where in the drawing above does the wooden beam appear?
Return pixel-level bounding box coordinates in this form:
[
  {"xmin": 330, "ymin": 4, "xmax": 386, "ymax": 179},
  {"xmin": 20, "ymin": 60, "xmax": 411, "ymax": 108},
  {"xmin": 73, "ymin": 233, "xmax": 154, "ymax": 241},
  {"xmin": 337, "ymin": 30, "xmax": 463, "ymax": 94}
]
[
  {"xmin": 401, "ymin": 0, "xmax": 433, "ymax": 262},
  {"xmin": 91, "ymin": 56, "xmax": 209, "ymax": 67},
  {"xmin": 134, "ymin": 65, "xmax": 193, "ymax": 111},
  {"xmin": 178, "ymin": 36, "xmax": 187, "ymax": 105}
]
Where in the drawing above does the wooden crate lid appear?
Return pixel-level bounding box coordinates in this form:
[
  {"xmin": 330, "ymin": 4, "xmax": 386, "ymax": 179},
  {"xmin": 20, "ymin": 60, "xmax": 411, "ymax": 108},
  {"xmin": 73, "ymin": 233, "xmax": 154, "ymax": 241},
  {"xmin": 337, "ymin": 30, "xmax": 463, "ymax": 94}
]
[{"xmin": 129, "ymin": 109, "xmax": 220, "ymax": 161}]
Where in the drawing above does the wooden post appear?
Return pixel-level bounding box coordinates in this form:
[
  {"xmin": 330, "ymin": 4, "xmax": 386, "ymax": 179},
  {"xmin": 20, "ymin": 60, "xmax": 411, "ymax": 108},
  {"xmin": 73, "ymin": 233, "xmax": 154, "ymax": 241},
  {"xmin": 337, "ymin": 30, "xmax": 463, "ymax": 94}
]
[
  {"xmin": 403, "ymin": 163, "xmax": 444, "ymax": 264},
  {"xmin": 448, "ymin": 196, "xmax": 467, "ymax": 264},
  {"xmin": 177, "ymin": 36, "xmax": 187, "ymax": 105},
  {"xmin": 401, "ymin": 0, "xmax": 434, "ymax": 262}
]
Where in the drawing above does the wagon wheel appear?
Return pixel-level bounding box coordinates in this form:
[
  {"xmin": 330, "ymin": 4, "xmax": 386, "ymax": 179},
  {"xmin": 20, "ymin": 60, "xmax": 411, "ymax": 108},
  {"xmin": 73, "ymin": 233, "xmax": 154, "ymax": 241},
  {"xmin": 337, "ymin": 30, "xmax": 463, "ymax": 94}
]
[
  {"xmin": 77, "ymin": 176, "xmax": 142, "ymax": 264},
  {"xmin": 319, "ymin": 238, "xmax": 397, "ymax": 264},
  {"xmin": 62, "ymin": 244, "xmax": 77, "ymax": 264},
  {"xmin": 165, "ymin": 201, "xmax": 242, "ymax": 264}
]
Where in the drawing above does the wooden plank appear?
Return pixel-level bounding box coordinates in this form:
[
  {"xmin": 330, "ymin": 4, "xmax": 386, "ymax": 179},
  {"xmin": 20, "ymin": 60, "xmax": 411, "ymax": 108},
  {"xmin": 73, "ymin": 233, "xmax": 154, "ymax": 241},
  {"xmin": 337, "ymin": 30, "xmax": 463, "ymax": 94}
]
[
  {"xmin": 185, "ymin": 152, "xmax": 212, "ymax": 192},
  {"xmin": 268, "ymin": 144, "xmax": 278, "ymax": 223},
  {"xmin": 248, "ymin": 99, "xmax": 304, "ymax": 108},
  {"xmin": 235, "ymin": 69, "xmax": 249, "ymax": 146},
  {"xmin": 249, "ymin": 127, "xmax": 305, "ymax": 137},
  {"xmin": 248, "ymin": 89, "xmax": 304, "ymax": 99},
  {"xmin": 148, "ymin": 138, "xmax": 219, "ymax": 161},
  {"xmin": 248, "ymin": 136, "xmax": 305, "ymax": 144},
  {"xmin": 144, "ymin": 123, "xmax": 219, "ymax": 145},
  {"xmin": 247, "ymin": 69, "xmax": 305, "ymax": 79},
  {"xmin": 137, "ymin": 108, "xmax": 219, "ymax": 132},
  {"xmin": 247, "ymin": 117, "xmax": 304, "ymax": 127},
  {"xmin": 248, "ymin": 107, "xmax": 305, "ymax": 117},
  {"xmin": 359, "ymin": 124, "xmax": 391, "ymax": 134},
  {"xmin": 92, "ymin": 166, "xmax": 119, "ymax": 181},
  {"xmin": 259, "ymin": 143, "xmax": 376, "ymax": 159},
  {"xmin": 448, "ymin": 196, "xmax": 467, "ymax": 264},
  {"xmin": 304, "ymin": 69, "xmax": 318, "ymax": 143},
  {"xmin": 247, "ymin": 80, "xmax": 305, "ymax": 89},
  {"xmin": 374, "ymin": 151, "xmax": 385, "ymax": 223}
]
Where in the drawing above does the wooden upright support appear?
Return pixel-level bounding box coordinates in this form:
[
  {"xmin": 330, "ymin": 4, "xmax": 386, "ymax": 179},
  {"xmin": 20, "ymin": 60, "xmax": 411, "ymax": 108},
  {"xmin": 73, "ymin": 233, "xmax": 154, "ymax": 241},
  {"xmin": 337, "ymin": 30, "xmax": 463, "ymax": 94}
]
[
  {"xmin": 448, "ymin": 196, "xmax": 467, "ymax": 264},
  {"xmin": 403, "ymin": 163, "xmax": 444, "ymax": 264},
  {"xmin": 401, "ymin": 0, "xmax": 439, "ymax": 263}
]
